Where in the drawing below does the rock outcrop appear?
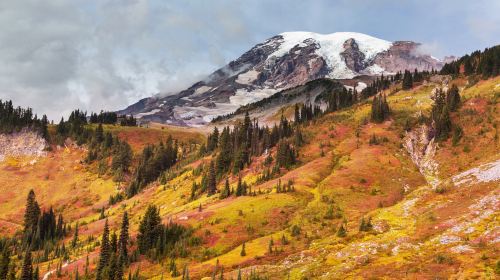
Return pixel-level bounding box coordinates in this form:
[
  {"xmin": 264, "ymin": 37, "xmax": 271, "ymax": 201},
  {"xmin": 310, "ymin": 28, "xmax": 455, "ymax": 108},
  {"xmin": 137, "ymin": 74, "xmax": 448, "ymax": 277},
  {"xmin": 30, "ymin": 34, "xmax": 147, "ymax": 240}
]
[
  {"xmin": 403, "ymin": 124, "xmax": 440, "ymax": 187},
  {"xmin": 371, "ymin": 41, "xmax": 443, "ymax": 73},
  {"xmin": 0, "ymin": 130, "xmax": 47, "ymax": 162},
  {"xmin": 341, "ymin": 38, "xmax": 366, "ymax": 72}
]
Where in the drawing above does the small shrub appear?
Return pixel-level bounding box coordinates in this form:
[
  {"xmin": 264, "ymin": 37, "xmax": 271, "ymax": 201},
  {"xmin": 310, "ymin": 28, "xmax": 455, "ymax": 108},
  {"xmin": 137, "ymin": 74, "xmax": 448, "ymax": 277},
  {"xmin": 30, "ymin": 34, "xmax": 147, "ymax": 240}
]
[
  {"xmin": 435, "ymin": 253, "xmax": 453, "ymax": 264},
  {"xmin": 435, "ymin": 185, "xmax": 447, "ymax": 194},
  {"xmin": 291, "ymin": 225, "xmax": 301, "ymax": 237}
]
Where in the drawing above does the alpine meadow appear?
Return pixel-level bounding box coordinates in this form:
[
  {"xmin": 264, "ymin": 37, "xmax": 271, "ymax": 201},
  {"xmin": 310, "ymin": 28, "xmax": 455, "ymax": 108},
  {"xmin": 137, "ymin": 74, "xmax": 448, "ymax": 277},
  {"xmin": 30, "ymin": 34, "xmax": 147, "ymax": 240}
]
[{"xmin": 0, "ymin": 1, "xmax": 499, "ymax": 279}]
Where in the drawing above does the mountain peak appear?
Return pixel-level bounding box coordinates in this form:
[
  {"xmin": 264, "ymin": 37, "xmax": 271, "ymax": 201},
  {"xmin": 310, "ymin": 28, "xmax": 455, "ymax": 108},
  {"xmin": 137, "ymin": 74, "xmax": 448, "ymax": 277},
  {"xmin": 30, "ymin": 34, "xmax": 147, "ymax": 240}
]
[
  {"xmin": 266, "ymin": 31, "xmax": 393, "ymax": 79},
  {"xmin": 119, "ymin": 31, "xmax": 444, "ymax": 126}
]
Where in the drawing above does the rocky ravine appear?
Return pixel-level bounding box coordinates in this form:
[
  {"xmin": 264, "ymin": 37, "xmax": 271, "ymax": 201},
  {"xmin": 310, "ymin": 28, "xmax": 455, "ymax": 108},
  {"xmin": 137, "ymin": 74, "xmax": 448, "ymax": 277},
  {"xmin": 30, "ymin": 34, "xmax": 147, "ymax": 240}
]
[{"xmin": 403, "ymin": 124, "xmax": 440, "ymax": 187}]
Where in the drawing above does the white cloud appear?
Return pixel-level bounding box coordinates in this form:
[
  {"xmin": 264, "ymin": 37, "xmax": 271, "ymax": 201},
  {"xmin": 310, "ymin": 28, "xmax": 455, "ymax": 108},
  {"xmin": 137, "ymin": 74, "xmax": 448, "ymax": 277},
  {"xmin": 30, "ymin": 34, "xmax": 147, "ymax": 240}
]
[{"xmin": 0, "ymin": 0, "xmax": 233, "ymax": 120}]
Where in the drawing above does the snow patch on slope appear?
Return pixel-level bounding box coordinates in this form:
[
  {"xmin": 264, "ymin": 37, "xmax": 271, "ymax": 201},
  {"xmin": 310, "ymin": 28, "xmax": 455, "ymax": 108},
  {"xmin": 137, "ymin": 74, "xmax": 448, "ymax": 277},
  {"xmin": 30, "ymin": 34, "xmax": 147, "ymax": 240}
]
[
  {"xmin": 345, "ymin": 82, "xmax": 368, "ymax": 92},
  {"xmin": 136, "ymin": 109, "xmax": 161, "ymax": 118},
  {"xmin": 268, "ymin": 32, "xmax": 392, "ymax": 79},
  {"xmin": 365, "ymin": 64, "xmax": 387, "ymax": 75},
  {"xmin": 231, "ymin": 87, "xmax": 278, "ymax": 107},
  {"xmin": 193, "ymin": 86, "xmax": 213, "ymax": 96},
  {"xmin": 172, "ymin": 87, "xmax": 279, "ymax": 127},
  {"xmin": 236, "ymin": 70, "xmax": 260, "ymax": 85}
]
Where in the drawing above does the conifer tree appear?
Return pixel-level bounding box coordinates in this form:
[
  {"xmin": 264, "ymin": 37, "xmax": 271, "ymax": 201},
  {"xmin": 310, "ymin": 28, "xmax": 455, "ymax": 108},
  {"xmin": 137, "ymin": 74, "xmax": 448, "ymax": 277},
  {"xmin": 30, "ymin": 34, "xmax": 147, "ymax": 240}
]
[
  {"xmin": 24, "ymin": 189, "xmax": 40, "ymax": 235},
  {"xmin": 72, "ymin": 222, "xmax": 79, "ymax": 248},
  {"xmin": 371, "ymin": 94, "xmax": 390, "ymax": 123},
  {"xmin": 294, "ymin": 104, "xmax": 300, "ymax": 124},
  {"xmin": 7, "ymin": 262, "xmax": 16, "ymax": 280},
  {"xmin": 108, "ymin": 253, "xmax": 117, "ymax": 280},
  {"xmin": 359, "ymin": 217, "xmax": 366, "ymax": 232},
  {"xmin": 219, "ymin": 267, "xmax": 224, "ymax": 280},
  {"xmin": 84, "ymin": 255, "xmax": 89, "ymax": 278},
  {"xmin": 220, "ymin": 177, "xmax": 231, "ymax": 199},
  {"xmin": 207, "ymin": 127, "xmax": 219, "ymax": 152},
  {"xmin": 211, "ymin": 259, "xmax": 219, "ymax": 280},
  {"xmin": 95, "ymin": 123, "xmax": 104, "ymax": 143},
  {"xmin": 110, "ymin": 231, "xmax": 118, "ymax": 254},
  {"xmin": 137, "ymin": 205, "xmax": 161, "ymax": 253},
  {"xmin": 294, "ymin": 127, "xmax": 303, "ymax": 147},
  {"xmin": 432, "ymin": 89, "xmax": 452, "ymax": 141},
  {"xmin": 235, "ymin": 175, "xmax": 245, "ymax": 196},
  {"xmin": 337, "ymin": 224, "xmax": 347, "ymax": 237},
  {"xmin": 275, "ymin": 141, "xmax": 296, "ymax": 169},
  {"xmin": 182, "ymin": 266, "xmax": 190, "ymax": 280},
  {"xmin": 116, "ymin": 257, "xmax": 124, "ymax": 280},
  {"xmin": 169, "ymin": 258, "xmax": 179, "ymax": 277},
  {"xmin": 99, "ymin": 207, "xmax": 106, "ymax": 220},
  {"xmin": 240, "ymin": 242, "xmax": 246, "ymax": 256},
  {"xmin": 207, "ymin": 161, "xmax": 217, "ymax": 195},
  {"xmin": 20, "ymin": 250, "xmax": 33, "ymax": 280},
  {"xmin": 0, "ymin": 248, "xmax": 10, "ymax": 279},
  {"xmin": 446, "ymin": 84, "xmax": 461, "ymax": 112},
  {"xmin": 34, "ymin": 266, "xmax": 39, "ymax": 280},
  {"xmin": 402, "ymin": 70, "xmax": 413, "ymax": 90},
  {"xmin": 359, "ymin": 217, "xmax": 372, "ymax": 232},
  {"xmin": 119, "ymin": 211, "xmax": 129, "ymax": 263},
  {"xmin": 97, "ymin": 219, "xmax": 110, "ymax": 280},
  {"xmin": 463, "ymin": 58, "xmax": 473, "ymax": 75},
  {"xmin": 74, "ymin": 267, "xmax": 79, "ymax": 280},
  {"xmin": 281, "ymin": 234, "xmax": 289, "ymax": 245}
]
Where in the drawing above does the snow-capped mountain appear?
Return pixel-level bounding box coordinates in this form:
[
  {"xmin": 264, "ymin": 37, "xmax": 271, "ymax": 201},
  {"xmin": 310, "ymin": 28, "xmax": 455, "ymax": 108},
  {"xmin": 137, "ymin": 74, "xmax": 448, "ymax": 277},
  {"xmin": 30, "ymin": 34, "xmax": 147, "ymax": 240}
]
[{"xmin": 119, "ymin": 31, "xmax": 444, "ymax": 126}]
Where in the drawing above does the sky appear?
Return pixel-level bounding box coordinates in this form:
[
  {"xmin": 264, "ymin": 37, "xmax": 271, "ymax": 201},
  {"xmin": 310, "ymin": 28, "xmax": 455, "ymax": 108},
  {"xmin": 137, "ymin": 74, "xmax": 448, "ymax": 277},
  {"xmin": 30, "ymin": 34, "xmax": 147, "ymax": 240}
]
[{"xmin": 0, "ymin": 0, "xmax": 498, "ymax": 120}]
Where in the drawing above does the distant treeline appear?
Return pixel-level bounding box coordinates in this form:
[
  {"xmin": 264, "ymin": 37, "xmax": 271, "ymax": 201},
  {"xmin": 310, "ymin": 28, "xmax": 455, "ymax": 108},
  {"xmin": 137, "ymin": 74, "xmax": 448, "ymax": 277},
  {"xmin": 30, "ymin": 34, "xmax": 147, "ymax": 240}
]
[
  {"xmin": 440, "ymin": 45, "xmax": 499, "ymax": 78},
  {"xmin": 211, "ymin": 79, "xmax": 345, "ymax": 123},
  {"xmin": 211, "ymin": 70, "xmax": 436, "ymax": 124},
  {"xmin": 0, "ymin": 100, "xmax": 48, "ymax": 138},
  {"xmin": 89, "ymin": 111, "xmax": 137, "ymax": 126},
  {"xmin": 361, "ymin": 69, "xmax": 434, "ymax": 97}
]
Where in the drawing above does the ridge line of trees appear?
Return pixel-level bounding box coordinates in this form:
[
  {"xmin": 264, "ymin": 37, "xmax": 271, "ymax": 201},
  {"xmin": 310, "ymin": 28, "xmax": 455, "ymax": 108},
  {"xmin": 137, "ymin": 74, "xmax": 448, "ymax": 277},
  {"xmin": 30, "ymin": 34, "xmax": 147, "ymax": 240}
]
[
  {"xmin": 0, "ymin": 100, "xmax": 49, "ymax": 139},
  {"xmin": 440, "ymin": 45, "xmax": 499, "ymax": 78}
]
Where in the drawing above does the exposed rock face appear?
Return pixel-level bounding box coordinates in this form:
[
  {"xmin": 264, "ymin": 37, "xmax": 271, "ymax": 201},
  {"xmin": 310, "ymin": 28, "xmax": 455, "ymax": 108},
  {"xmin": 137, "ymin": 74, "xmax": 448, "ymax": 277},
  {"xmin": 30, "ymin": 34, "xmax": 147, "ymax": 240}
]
[
  {"xmin": 341, "ymin": 38, "xmax": 366, "ymax": 72},
  {"xmin": 0, "ymin": 130, "xmax": 47, "ymax": 162},
  {"xmin": 119, "ymin": 32, "xmax": 445, "ymax": 126},
  {"xmin": 403, "ymin": 124, "xmax": 440, "ymax": 187},
  {"xmin": 371, "ymin": 41, "xmax": 444, "ymax": 73},
  {"xmin": 259, "ymin": 40, "xmax": 330, "ymax": 88}
]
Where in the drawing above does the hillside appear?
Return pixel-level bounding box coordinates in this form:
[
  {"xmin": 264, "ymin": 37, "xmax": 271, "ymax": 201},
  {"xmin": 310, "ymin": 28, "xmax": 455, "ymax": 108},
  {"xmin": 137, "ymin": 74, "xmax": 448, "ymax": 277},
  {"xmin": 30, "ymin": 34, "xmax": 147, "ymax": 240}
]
[
  {"xmin": 0, "ymin": 45, "xmax": 499, "ymax": 280},
  {"xmin": 1, "ymin": 73, "xmax": 499, "ymax": 279}
]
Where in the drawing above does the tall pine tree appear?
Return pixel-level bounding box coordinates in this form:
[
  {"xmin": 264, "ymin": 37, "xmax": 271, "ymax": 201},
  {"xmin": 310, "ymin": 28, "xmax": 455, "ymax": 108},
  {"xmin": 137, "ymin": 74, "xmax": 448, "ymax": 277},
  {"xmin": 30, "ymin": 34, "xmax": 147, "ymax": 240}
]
[
  {"xmin": 207, "ymin": 161, "xmax": 217, "ymax": 196},
  {"xmin": 97, "ymin": 219, "xmax": 111, "ymax": 280},
  {"xmin": 119, "ymin": 211, "xmax": 129, "ymax": 263},
  {"xmin": 20, "ymin": 250, "xmax": 33, "ymax": 280}
]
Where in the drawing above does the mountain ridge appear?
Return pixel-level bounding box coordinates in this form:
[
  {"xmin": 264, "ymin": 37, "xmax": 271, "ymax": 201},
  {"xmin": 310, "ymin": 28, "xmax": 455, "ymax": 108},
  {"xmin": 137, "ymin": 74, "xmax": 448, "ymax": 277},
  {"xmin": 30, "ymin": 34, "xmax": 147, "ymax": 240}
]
[{"xmin": 119, "ymin": 31, "xmax": 445, "ymax": 126}]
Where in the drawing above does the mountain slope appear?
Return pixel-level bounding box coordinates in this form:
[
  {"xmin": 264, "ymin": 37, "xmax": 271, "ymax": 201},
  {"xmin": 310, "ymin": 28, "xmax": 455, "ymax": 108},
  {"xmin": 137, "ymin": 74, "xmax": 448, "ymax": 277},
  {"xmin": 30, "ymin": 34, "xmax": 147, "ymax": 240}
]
[
  {"xmin": 1, "ymin": 74, "xmax": 499, "ymax": 279},
  {"xmin": 120, "ymin": 32, "xmax": 444, "ymax": 126}
]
